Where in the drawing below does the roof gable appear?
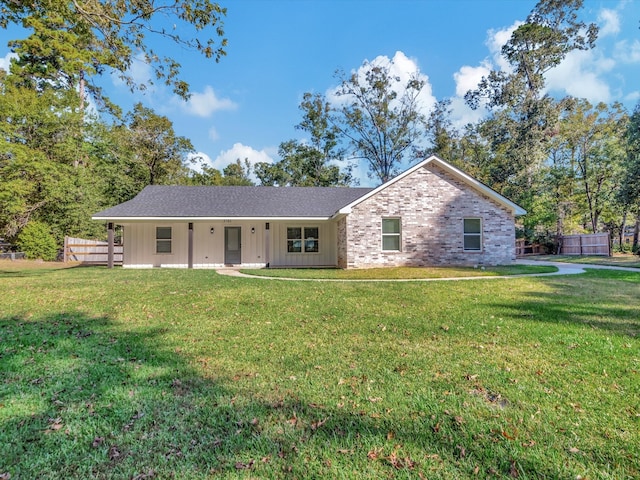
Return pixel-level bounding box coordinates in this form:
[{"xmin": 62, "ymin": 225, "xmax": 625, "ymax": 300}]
[{"xmin": 337, "ymin": 155, "xmax": 527, "ymax": 216}]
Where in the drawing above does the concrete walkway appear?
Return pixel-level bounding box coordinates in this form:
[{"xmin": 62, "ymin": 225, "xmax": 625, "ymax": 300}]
[
  {"xmin": 215, "ymin": 259, "xmax": 639, "ymax": 282},
  {"xmin": 516, "ymin": 258, "xmax": 640, "ymax": 273}
]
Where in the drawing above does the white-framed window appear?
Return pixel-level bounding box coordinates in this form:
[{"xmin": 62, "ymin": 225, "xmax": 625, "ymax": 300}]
[
  {"xmin": 382, "ymin": 218, "xmax": 401, "ymax": 251},
  {"xmin": 156, "ymin": 226, "xmax": 172, "ymax": 254},
  {"xmin": 287, "ymin": 227, "xmax": 319, "ymax": 253},
  {"xmin": 463, "ymin": 218, "xmax": 482, "ymax": 251}
]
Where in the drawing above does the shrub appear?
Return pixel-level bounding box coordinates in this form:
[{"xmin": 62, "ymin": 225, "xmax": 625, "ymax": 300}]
[{"xmin": 16, "ymin": 221, "xmax": 58, "ymax": 261}]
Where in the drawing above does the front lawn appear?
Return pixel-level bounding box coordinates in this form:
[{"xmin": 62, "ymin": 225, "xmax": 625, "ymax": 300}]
[
  {"xmin": 534, "ymin": 254, "xmax": 640, "ymax": 269},
  {"xmin": 1, "ymin": 263, "xmax": 638, "ymax": 479},
  {"xmin": 240, "ymin": 264, "xmax": 557, "ymax": 279}
]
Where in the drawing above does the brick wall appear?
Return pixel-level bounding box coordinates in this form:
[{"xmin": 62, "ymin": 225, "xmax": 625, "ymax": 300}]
[
  {"xmin": 343, "ymin": 163, "xmax": 517, "ymax": 268},
  {"xmin": 336, "ymin": 216, "xmax": 348, "ymax": 269}
]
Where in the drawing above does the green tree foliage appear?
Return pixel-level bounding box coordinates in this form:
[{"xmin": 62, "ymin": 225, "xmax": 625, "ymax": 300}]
[
  {"xmin": 0, "ymin": 2, "xmax": 233, "ymax": 252},
  {"xmin": 560, "ymin": 101, "xmax": 628, "ymax": 234},
  {"xmin": 0, "ymin": 0, "xmax": 227, "ymax": 103},
  {"xmin": 620, "ymin": 102, "xmax": 640, "ymax": 251},
  {"xmin": 186, "ymin": 159, "xmax": 254, "ymax": 186},
  {"xmin": 126, "ymin": 103, "xmax": 194, "ymax": 185},
  {"xmin": 186, "ymin": 165, "xmax": 224, "ymax": 186},
  {"xmin": 87, "ymin": 121, "xmax": 148, "ymax": 207},
  {"xmin": 0, "ymin": 71, "xmax": 78, "ymax": 238},
  {"xmin": 466, "ymin": 0, "xmax": 598, "ymax": 207},
  {"xmin": 255, "ymin": 93, "xmax": 353, "ymax": 186},
  {"xmin": 520, "ymin": 100, "xmax": 628, "ymax": 243},
  {"xmin": 424, "ymin": 99, "xmax": 461, "ymax": 163},
  {"xmin": 467, "ymin": 0, "xmax": 597, "ymax": 111},
  {"xmin": 333, "ymin": 63, "xmax": 426, "ymax": 183},
  {"xmin": 255, "ymin": 140, "xmax": 353, "ymax": 187},
  {"xmin": 621, "ymin": 102, "xmax": 640, "ymax": 209},
  {"xmin": 0, "ymin": 67, "xmax": 195, "ymax": 245},
  {"xmin": 222, "ymin": 158, "xmax": 254, "ymax": 186},
  {"xmin": 16, "ymin": 220, "xmax": 58, "ymax": 261}
]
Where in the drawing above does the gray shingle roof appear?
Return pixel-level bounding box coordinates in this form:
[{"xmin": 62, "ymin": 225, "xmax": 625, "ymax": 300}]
[{"xmin": 93, "ymin": 185, "xmax": 375, "ymax": 219}]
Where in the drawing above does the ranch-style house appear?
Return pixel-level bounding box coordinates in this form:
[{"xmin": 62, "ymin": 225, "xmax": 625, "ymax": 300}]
[{"xmin": 92, "ymin": 155, "xmax": 526, "ymax": 269}]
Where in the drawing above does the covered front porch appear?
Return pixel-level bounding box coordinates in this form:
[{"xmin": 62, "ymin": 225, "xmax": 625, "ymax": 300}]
[{"xmin": 104, "ymin": 219, "xmax": 340, "ymax": 269}]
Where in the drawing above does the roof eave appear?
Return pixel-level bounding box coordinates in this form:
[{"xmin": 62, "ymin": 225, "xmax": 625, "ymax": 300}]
[{"xmin": 92, "ymin": 216, "xmax": 335, "ymax": 222}]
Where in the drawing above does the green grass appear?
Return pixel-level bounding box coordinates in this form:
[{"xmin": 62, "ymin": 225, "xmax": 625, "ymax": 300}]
[
  {"xmin": 534, "ymin": 254, "xmax": 640, "ymax": 269},
  {"xmin": 239, "ymin": 264, "xmax": 558, "ymax": 279},
  {"xmin": 1, "ymin": 261, "xmax": 639, "ymax": 479}
]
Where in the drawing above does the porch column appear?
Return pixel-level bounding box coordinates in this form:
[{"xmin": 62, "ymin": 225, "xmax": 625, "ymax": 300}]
[
  {"xmin": 188, "ymin": 222, "xmax": 194, "ymax": 269},
  {"xmin": 107, "ymin": 222, "xmax": 114, "ymax": 269}
]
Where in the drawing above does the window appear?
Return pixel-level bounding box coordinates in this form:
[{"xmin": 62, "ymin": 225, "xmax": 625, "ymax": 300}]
[
  {"xmin": 156, "ymin": 226, "xmax": 172, "ymax": 254},
  {"xmin": 287, "ymin": 227, "xmax": 319, "ymax": 253},
  {"xmin": 382, "ymin": 218, "xmax": 401, "ymax": 251},
  {"xmin": 304, "ymin": 227, "xmax": 319, "ymax": 253},
  {"xmin": 463, "ymin": 218, "xmax": 482, "ymax": 251}
]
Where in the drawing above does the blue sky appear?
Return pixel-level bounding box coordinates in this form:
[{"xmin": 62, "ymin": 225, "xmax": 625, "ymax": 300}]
[{"xmin": 1, "ymin": 0, "xmax": 639, "ymax": 186}]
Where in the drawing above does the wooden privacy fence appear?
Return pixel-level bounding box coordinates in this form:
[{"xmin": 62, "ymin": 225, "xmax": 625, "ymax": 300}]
[
  {"xmin": 515, "ymin": 239, "xmax": 547, "ymax": 256},
  {"xmin": 559, "ymin": 233, "xmax": 610, "ymax": 256},
  {"xmin": 64, "ymin": 237, "xmax": 123, "ymax": 265}
]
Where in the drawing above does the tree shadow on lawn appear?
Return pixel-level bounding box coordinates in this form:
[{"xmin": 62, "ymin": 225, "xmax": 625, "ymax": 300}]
[
  {"xmin": 0, "ymin": 262, "xmax": 87, "ymax": 278},
  {"xmin": 489, "ymin": 271, "xmax": 640, "ymax": 338},
  {"xmin": 0, "ymin": 311, "xmax": 621, "ymax": 479}
]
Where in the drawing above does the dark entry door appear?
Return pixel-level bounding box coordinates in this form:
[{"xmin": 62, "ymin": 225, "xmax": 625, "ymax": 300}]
[{"xmin": 224, "ymin": 227, "xmax": 241, "ymax": 264}]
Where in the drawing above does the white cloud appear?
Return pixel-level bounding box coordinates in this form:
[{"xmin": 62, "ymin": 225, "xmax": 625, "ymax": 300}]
[
  {"xmin": 449, "ymin": 21, "xmax": 521, "ymax": 123},
  {"xmin": 624, "ymin": 90, "xmax": 640, "ymax": 103},
  {"xmin": 187, "ymin": 152, "xmax": 214, "ymax": 172},
  {"xmin": 450, "ymin": 13, "xmax": 630, "ymax": 117},
  {"xmin": 614, "ymin": 39, "xmax": 640, "ymax": 64},
  {"xmin": 598, "ymin": 8, "xmax": 621, "ymax": 37},
  {"xmin": 453, "ymin": 62, "xmax": 492, "ymax": 98},
  {"xmin": 208, "ymin": 126, "xmax": 220, "ymax": 141},
  {"xmin": 545, "ymin": 49, "xmax": 613, "ymax": 103},
  {"xmin": 0, "ymin": 52, "xmax": 17, "ymax": 72},
  {"xmin": 327, "ymin": 51, "xmax": 436, "ymax": 118},
  {"xmin": 174, "ymin": 85, "xmax": 237, "ymax": 117},
  {"xmin": 486, "ymin": 21, "xmax": 523, "ymax": 72},
  {"xmin": 199, "ymin": 143, "xmax": 276, "ymax": 180},
  {"xmin": 449, "ymin": 96, "xmax": 486, "ymax": 130}
]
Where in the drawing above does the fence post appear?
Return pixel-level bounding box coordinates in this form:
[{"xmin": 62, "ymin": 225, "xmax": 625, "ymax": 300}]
[
  {"xmin": 579, "ymin": 234, "xmax": 584, "ymax": 255},
  {"xmin": 63, "ymin": 236, "xmax": 68, "ymax": 263}
]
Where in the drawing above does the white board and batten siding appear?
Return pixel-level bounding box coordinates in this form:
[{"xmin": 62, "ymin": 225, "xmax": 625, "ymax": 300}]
[
  {"xmin": 122, "ymin": 221, "xmax": 267, "ymax": 268},
  {"xmin": 121, "ymin": 220, "xmax": 338, "ymax": 268},
  {"xmin": 268, "ymin": 221, "xmax": 338, "ymax": 267},
  {"xmin": 123, "ymin": 222, "xmax": 186, "ymax": 268}
]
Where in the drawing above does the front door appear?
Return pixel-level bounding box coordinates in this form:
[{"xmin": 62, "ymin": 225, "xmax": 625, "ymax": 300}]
[{"xmin": 224, "ymin": 227, "xmax": 242, "ymax": 264}]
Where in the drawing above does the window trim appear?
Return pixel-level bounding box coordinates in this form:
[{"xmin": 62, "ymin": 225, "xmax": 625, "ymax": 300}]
[
  {"xmin": 463, "ymin": 218, "xmax": 482, "ymax": 252},
  {"xmin": 286, "ymin": 226, "xmax": 320, "ymax": 254},
  {"xmin": 155, "ymin": 226, "xmax": 172, "ymax": 254},
  {"xmin": 381, "ymin": 217, "xmax": 401, "ymax": 252}
]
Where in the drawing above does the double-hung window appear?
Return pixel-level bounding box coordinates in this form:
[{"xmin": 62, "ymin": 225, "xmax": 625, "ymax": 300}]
[
  {"xmin": 463, "ymin": 218, "xmax": 482, "ymax": 251},
  {"xmin": 287, "ymin": 227, "xmax": 319, "ymax": 253},
  {"xmin": 156, "ymin": 226, "xmax": 172, "ymax": 254},
  {"xmin": 382, "ymin": 218, "xmax": 401, "ymax": 251}
]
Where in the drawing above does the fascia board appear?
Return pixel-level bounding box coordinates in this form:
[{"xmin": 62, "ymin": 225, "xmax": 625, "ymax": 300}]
[
  {"xmin": 435, "ymin": 159, "xmax": 527, "ymax": 215},
  {"xmin": 337, "ymin": 155, "xmax": 527, "ymax": 216},
  {"xmin": 92, "ymin": 216, "xmax": 334, "ymax": 222}
]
